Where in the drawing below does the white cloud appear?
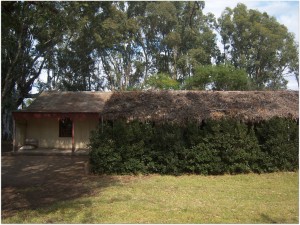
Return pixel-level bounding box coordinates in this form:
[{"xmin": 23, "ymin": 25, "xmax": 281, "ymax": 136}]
[
  {"xmin": 204, "ymin": 1, "xmax": 299, "ymax": 39},
  {"xmin": 246, "ymin": 1, "xmax": 299, "ymax": 40},
  {"xmin": 204, "ymin": 0, "xmax": 299, "ymax": 90}
]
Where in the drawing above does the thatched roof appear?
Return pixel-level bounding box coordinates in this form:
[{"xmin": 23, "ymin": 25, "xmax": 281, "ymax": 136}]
[
  {"xmin": 22, "ymin": 91, "xmax": 111, "ymax": 113},
  {"xmin": 19, "ymin": 90, "xmax": 298, "ymax": 123}
]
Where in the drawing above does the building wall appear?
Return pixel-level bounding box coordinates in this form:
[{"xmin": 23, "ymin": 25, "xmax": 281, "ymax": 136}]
[
  {"xmin": 75, "ymin": 119, "xmax": 98, "ymax": 149},
  {"xmin": 19, "ymin": 117, "xmax": 98, "ymax": 149},
  {"xmin": 15, "ymin": 121, "xmax": 26, "ymax": 147},
  {"xmin": 25, "ymin": 118, "xmax": 70, "ymax": 149}
]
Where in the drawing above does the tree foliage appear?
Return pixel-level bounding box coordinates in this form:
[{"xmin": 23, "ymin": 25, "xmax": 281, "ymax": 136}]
[
  {"xmin": 218, "ymin": 3, "xmax": 299, "ymax": 89},
  {"xmin": 2, "ymin": 2, "xmax": 67, "ymax": 106},
  {"xmin": 184, "ymin": 65, "xmax": 250, "ymax": 90},
  {"xmin": 145, "ymin": 73, "xmax": 180, "ymax": 90}
]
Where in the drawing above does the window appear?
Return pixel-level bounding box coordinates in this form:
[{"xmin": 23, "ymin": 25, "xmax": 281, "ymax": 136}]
[{"xmin": 59, "ymin": 118, "xmax": 72, "ymax": 137}]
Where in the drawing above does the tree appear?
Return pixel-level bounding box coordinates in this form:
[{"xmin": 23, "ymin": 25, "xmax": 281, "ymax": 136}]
[
  {"xmin": 165, "ymin": 2, "xmax": 219, "ymax": 80},
  {"xmin": 184, "ymin": 65, "xmax": 250, "ymax": 91},
  {"xmin": 55, "ymin": 2, "xmax": 113, "ymax": 91},
  {"xmin": 145, "ymin": 73, "xmax": 180, "ymax": 90},
  {"xmin": 129, "ymin": 1, "xmax": 218, "ymax": 82},
  {"xmin": 1, "ymin": 2, "xmax": 67, "ymax": 139},
  {"xmin": 217, "ymin": 3, "xmax": 299, "ymax": 89},
  {"xmin": 1, "ymin": 2, "xmax": 67, "ymax": 105}
]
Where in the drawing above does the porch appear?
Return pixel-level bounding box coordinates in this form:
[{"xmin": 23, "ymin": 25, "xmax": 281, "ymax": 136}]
[{"xmin": 10, "ymin": 148, "xmax": 89, "ymax": 156}]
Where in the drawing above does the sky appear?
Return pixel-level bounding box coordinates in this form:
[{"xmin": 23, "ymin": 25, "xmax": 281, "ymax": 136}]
[{"xmin": 203, "ymin": 0, "xmax": 299, "ymax": 90}]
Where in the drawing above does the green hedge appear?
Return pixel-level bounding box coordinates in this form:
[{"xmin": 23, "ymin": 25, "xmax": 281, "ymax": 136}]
[{"xmin": 89, "ymin": 118, "xmax": 298, "ymax": 175}]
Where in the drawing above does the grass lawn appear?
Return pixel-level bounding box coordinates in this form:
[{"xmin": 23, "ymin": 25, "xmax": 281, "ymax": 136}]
[{"xmin": 2, "ymin": 172, "xmax": 298, "ymax": 224}]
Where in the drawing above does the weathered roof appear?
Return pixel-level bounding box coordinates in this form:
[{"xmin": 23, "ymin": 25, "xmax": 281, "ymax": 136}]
[
  {"xmin": 21, "ymin": 91, "xmax": 111, "ymax": 113},
  {"xmin": 18, "ymin": 90, "xmax": 299, "ymax": 123}
]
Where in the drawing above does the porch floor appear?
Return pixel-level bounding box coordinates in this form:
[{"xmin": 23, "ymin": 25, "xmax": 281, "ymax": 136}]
[{"xmin": 11, "ymin": 148, "xmax": 89, "ymax": 156}]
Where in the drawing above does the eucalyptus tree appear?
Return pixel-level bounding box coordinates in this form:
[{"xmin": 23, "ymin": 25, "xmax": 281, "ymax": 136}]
[
  {"xmin": 1, "ymin": 1, "xmax": 68, "ymax": 106},
  {"xmin": 128, "ymin": 1, "xmax": 218, "ymax": 84},
  {"xmin": 99, "ymin": 2, "xmax": 141, "ymax": 90},
  {"xmin": 1, "ymin": 1, "xmax": 68, "ymax": 139},
  {"xmin": 174, "ymin": 1, "xmax": 219, "ymax": 80},
  {"xmin": 38, "ymin": 1, "xmax": 134, "ymax": 91},
  {"xmin": 218, "ymin": 3, "xmax": 299, "ymax": 89},
  {"xmin": 53, "ymin": 1, "xmax": 111, "ymax": 91}
]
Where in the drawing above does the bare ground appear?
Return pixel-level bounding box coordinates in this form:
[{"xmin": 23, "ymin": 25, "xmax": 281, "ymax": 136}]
[{"xmin": 1, "ymin": 155, "xmax": 119, "ymax": 219}]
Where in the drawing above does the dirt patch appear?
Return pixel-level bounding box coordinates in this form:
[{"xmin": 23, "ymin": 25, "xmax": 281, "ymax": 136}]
[{"xmin": 1, "ymin": 155, "xmax": 119, "ymax": 219}]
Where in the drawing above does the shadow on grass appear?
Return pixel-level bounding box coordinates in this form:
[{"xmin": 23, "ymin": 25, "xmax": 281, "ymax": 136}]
[
  {"xmin": 260, "ymin": 213, "xmax": 280, "ymax": 223},
  {"xmin": 260, "ymin": 213, "xmax": 298, "ymax": 224},
  {"xmin": 1, "ymin": 155, "xmax": 120, "ymax": 220},
  {"xmin": 37, "ymin": 199, "xmax": 95, "ymax": 224}
]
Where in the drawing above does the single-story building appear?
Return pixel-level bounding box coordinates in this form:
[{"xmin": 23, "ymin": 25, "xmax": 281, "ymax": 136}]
[{"xmin": 12, "ymin": 90, "xmax": 299, "ymax": 152}]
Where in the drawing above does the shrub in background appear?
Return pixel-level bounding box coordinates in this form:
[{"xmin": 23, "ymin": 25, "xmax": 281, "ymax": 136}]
[{"xmin": 89, "ymin": 118, "xmax": 298, "ymax": 175}]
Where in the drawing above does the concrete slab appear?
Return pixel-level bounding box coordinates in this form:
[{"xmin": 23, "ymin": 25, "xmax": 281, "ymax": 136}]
[{"xmin": 9, "ymin": 148, "xmax": 89, "ymax": 156}]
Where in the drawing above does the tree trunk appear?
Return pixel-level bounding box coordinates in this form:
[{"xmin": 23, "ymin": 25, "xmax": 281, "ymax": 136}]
[{"xmin": 1, "ymin": 109, "xmax": 13, "ymax": 141}]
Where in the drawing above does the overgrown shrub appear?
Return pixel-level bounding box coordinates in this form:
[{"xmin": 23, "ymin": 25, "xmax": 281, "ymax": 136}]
[
  {"xmin": 89, "ymin": 118, "xmax": 298, "ymax": 175},
  {"xmin": 255, "ymin": 117, "xmax": 299, "ymax": 172},
  {"xmin": 200, "ymin": 120, "xmax": 262, "ymax": 174}
]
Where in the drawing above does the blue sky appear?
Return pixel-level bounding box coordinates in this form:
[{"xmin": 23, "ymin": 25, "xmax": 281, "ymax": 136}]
[{"xmin": 203, "ymin": 0, "xmax": 299, "ymax": 90}]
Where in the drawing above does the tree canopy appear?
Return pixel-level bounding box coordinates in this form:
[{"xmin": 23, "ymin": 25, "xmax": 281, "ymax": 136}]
[
  {"xmin": 218, "ymin": 3, "xmax": 299, "ymax": 89},
  {"xmin": 1, "ymin": 1, "xmax": 299, "ymax": 140}
]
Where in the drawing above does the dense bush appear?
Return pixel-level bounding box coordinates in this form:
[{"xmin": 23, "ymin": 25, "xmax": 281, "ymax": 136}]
[
  {"xmin": 89, "ymin": 118, "xmax": 298, "ymax": 175},
  {"xmin": 255, "ymin": 118, "xmax": 299, "ymax": 172}
]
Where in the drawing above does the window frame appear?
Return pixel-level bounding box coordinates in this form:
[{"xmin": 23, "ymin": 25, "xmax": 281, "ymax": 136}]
[{"xmin": 59, "ymin": 118, "xmax": 73, "ymax": 138}]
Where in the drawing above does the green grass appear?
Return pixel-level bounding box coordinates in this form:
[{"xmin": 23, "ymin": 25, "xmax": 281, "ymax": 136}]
[{"xmin": 2, "ymin": 172, "xmax": 298, "ymax": 223}]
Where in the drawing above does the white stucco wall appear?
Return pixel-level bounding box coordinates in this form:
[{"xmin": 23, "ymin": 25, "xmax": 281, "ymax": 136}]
[
  {"xmin": 16, "ymin": 117, "xmax": 98, "ymax": 149},
  {"xmin": 74, "ymin": 119, "xmax": 98, "ymax": 149},
  {"xmin": 26, "ymin": 118, "xmax": 71, "ymax": 149}
]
